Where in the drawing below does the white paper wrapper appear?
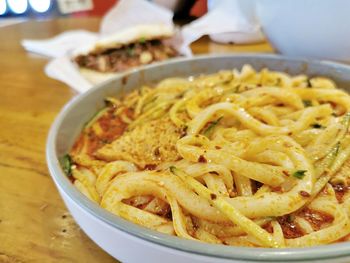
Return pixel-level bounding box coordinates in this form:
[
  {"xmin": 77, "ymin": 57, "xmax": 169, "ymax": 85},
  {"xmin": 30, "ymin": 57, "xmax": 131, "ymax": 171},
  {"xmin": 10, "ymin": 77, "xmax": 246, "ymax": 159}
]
[
  {"xmin": 22, "ymin": 30, "xmax": 97, "ymax": 58},
  {"xmin": 45, "ymin": 56, "xmax": 92, "ymax": 93},
  {"xmin": 182, "ymin": 0, "xmax": 264, "ymax": 47},
  {"xmin": 100, "ymin": 0, "xmax": 173, "ymax": 36},
  {"xmin": 22, "ymin": 0, "xmax": 264, "ymax": 93}
]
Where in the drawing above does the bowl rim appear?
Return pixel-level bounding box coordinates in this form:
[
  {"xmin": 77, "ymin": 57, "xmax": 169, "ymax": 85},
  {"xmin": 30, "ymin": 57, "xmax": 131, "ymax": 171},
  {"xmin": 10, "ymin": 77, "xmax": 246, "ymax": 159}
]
[{"xmin": 46, "ymin": 53, "xmax": 350, "ymax": 262}]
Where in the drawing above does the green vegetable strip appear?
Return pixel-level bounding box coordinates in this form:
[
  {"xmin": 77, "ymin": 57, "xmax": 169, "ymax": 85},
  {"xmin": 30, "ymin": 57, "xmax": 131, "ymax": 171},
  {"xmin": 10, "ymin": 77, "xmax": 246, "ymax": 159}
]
[
  {"xmin": 203, "ymin": 116, "xmax": 223, "ymax": 137},
  {"xmin": 61, "ymin": 154, "xmax": 72, "ymax": 176},
  {"xmin": 337, "ymin": 112, "xmax": 350, "ymax": 139},
  {"xmin": 302, "ymin": 113, "xmax": 350, "ymax": 206},
  {"xmin": 139, "ymin": 37, "xmax": 146, "ymax": 44},
  {"xmin": 308, "ymin": 141, "xmax": 350, "ymax": 208},
  {"xmin": 292, "ymin": 170, "xmax": 307, "ymax": 179},
  {"xmin": 329, "ymin": 138, "xmax": 350, "ymax": 174},
  {"xmin": 341, "ymin": 112, "xmax": 350, "ymax": 127},
  {"xmin": 302, "ymin": 100, "xmax": 312, "ymax": 107},
  {"xmin": 314, "ymin": 112, "xmax": 350, "ymax": 177}
]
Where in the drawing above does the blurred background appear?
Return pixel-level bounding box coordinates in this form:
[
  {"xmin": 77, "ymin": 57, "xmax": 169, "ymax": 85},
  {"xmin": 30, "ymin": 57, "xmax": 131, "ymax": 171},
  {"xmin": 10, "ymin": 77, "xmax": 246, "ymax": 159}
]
[{"xmin": 0, "ymin": 0, "xmax": 207, "ymax": 24}]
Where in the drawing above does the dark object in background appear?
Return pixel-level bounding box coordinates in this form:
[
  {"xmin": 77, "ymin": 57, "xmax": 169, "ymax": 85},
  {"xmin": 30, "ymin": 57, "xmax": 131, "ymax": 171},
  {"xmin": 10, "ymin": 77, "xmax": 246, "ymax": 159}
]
[
  {"xmin": 0, "ymin": 0, "xmax": 206, "ymax": 20},
  {"xmin": 173, "ymin": 0, "xmax": 196, "ymax": 19},
  {"xmin": 1, "ymin": 0, "xmax": 59, "ymax": 17}
]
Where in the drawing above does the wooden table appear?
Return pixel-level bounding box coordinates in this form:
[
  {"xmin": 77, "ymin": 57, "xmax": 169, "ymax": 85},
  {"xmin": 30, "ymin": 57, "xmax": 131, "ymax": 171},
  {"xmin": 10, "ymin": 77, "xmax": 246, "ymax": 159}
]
[{"xmin": 0, "ymin": 18, "xmax": 273, "ymax": 263}]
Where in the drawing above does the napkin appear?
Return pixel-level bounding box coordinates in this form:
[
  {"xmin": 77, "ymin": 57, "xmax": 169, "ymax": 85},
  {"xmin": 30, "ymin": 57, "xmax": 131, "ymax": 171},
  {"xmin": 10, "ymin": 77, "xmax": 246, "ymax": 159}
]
[{"xmin": 182, "ymin": 0, "xmax": 264, "ymax": 51}]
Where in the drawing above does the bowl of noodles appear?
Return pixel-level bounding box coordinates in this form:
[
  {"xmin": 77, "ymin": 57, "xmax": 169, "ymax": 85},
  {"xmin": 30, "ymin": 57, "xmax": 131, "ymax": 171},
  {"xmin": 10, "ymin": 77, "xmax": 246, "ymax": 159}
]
[{"xmin": 47, "ymin": 54, "xmax": 350, "ymax": 262}]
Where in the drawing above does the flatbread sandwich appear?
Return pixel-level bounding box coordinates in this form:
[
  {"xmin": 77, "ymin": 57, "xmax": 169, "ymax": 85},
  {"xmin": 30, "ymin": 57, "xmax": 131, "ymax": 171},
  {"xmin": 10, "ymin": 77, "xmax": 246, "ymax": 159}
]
[{"xmin": 72, "ymin": 24, "xmax": 179, "ymax": 84}]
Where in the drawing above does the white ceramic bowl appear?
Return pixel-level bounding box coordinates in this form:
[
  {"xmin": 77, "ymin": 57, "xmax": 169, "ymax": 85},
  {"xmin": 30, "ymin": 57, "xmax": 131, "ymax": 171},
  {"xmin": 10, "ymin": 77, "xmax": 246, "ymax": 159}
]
[
  {"xmin": 256, "ymin": 0, "xmax": 350, "ymax": 62},
  {"xmin": 47, "ymin": 54, "xmax": 350, "ymax": 263}
]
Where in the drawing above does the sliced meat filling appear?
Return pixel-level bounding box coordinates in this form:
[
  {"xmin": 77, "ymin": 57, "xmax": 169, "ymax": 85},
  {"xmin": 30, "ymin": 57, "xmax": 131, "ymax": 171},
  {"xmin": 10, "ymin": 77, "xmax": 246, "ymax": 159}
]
[{"xmin": 74, "ymin": 39, "xmax": 178, "ymax": 73}]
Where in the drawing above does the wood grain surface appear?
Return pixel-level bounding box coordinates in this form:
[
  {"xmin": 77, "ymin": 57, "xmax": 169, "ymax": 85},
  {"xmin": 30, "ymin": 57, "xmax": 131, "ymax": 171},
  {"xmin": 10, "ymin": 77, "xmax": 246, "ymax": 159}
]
[{"xmin": 0, "ymin": 18, "xmax": 273, "ymax": 263}]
